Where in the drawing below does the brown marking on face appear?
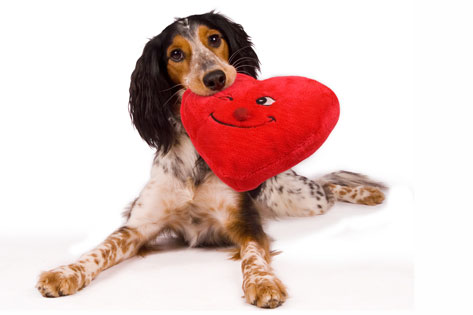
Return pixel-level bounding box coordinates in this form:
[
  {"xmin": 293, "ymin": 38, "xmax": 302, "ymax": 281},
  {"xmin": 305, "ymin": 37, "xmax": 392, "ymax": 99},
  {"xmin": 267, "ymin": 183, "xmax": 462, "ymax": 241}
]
[
  {"xmin": 189, "ymin": 25, "xmax": 235, "ymax": 95},
  {"xmin": 167, "ymin": 35, "xmax": 192, "ymax": 85},
  {"xmin": 166, "ymin": 25, "xmax": 236, "ymax": 96},
  {"xmin": 197, "ymin": 25, "xmax": 229, "ymax": 62}
]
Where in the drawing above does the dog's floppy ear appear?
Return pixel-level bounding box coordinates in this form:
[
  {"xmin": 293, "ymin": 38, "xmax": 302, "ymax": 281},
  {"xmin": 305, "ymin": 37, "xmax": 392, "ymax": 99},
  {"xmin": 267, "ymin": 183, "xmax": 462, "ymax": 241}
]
[
  {"xmin": 207, "ymin": 13, "xmax": 260, "ymax": 79},
  {"xmin": 129, "ymin": 35, "xmax": 179, "ymax": 153}
]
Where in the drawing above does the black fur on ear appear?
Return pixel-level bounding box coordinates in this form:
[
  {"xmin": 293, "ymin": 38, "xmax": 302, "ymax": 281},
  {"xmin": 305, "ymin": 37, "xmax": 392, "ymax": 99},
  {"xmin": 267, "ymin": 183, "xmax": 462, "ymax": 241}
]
[
  {"xmin": 188, "ymin": 11, "xmax": 261, "ymax": 78},
  {"xmin": 129, "ymin": 29, "xmax": 180, "ymax": 154}
]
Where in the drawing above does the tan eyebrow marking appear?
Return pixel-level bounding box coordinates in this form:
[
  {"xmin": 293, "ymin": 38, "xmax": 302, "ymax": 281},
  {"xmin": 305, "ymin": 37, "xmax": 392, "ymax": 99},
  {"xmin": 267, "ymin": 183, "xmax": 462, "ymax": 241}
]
[
  {"xmin": 167, "ymin": 35, "xmax": 192, "ymax": 84},
  {"xmin": 198, "ymin": 25, "xmax": 229, "ymax": 61}
]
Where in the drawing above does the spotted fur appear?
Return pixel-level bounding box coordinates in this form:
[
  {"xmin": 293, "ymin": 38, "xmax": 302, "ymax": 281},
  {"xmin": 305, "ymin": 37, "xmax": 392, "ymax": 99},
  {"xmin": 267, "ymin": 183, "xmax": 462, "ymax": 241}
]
[
  {"xmin": 36, "ymin": 12, "xmax": 386, "ymax": 308},
  {"xmin": 37, "ymin": 226, "xmax": 143, "ymax": 297},
  {"xmin": 254, "ymin": 170, "xmax": 335, "ymax": 217},
  {"xmin": 240, "ymin": 241, "xmax": 287, "ymax": 308}
]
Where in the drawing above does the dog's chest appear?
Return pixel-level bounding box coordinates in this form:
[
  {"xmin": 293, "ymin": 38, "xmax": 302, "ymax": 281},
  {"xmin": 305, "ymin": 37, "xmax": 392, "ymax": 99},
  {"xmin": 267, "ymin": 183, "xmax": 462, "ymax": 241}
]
[
  {"xmin": 170, "ymin": 171, "xmax": 241, "ymax": 246},
  {"xmin": 152, "ymin": 136, "xmax": 240, "ymax": 246}
]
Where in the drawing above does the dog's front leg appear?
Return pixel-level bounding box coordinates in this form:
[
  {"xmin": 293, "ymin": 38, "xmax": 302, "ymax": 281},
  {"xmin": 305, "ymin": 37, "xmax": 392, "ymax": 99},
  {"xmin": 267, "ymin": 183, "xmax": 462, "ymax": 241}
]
[
  {"xmin": 226, "ymin": 194, "xmax": 287, "ymax": 308},
  {"xmin": 36, "ymin": 224, "xmax": 155, "ymax": 297},
  {"xmin": 36, "ymin": 169, "xmax": 174, "ymax": 298},
  {"xmin": 239, "ymin": 239, "xmax": 287, "ymax": 308}
]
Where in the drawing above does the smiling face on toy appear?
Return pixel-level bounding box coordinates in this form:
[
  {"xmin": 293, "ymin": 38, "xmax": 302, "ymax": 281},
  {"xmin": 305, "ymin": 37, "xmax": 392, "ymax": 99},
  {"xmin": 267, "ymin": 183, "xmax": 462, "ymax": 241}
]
[
  {"xmin": 181, "ymin": 73, "xmax": 339, "ymax": 191},
  {"xmin": 209, "ymin": 95, "xmax": 277, "ymax": 129}
]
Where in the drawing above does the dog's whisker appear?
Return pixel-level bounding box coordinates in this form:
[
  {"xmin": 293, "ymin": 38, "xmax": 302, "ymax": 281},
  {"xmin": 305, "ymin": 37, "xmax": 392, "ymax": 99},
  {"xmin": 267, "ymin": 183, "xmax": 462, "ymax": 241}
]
[
  {"xmin": 161, "ymin": 88, "xmax": 185, "ymax": 108},
  {"xmin": 232, "ymin": 56, "xmax": 259, "ymax": 64},
  {"xmin": 159, "ymin": 84, "xmax": 183, "ymax": 93},
  {"xmin": 236, "ymin": 70, "xmax": 253, "ymax": 77},
  {"xmin": 231, "ymin": 56, "xmax": 259, "ymax": 68},
  {"xmin": 234, "ymin": 64, "xmax": 257, "ymax": 71},
  {"xmin": 232, "ymin": 61, "xmax": 253, "ymax": 69},
  {"xmin": 228, "ymin": 45, "xmax": 253, "ymax": 63}
]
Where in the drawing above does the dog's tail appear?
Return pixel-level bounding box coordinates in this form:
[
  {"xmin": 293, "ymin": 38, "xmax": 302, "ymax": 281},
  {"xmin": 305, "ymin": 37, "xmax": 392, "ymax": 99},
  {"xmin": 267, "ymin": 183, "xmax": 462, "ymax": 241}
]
[
  {"xmin": 320, "ymin": 170, "xmax": 387, "ymax": 189},
  {"xmin": 320, "ymin": 171, "xmax": 387, "ymax": 206}
]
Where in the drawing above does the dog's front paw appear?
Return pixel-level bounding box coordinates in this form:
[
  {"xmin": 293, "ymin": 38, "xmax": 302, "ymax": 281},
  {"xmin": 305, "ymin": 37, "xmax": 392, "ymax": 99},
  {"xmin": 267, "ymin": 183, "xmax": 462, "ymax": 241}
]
[
  {"xmin": 244, "ymin": 276, "xmax": 287, "ymax": 308},
  {"xmin": 36, "ymin": 266, "xmax": 82, "ymax": 297}
]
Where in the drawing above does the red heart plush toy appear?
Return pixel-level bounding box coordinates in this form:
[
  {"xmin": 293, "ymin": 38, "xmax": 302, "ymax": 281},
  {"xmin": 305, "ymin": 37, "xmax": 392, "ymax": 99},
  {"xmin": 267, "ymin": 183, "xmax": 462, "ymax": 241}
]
[{"xmin": 181, "ymin": 73, "xmax": 339, "ymax": 192}]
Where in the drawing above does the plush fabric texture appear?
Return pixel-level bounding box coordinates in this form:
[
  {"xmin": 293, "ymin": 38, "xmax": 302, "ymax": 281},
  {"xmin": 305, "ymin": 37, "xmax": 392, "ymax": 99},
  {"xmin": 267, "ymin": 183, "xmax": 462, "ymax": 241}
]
[{"xmin": 181, "ymin": 73, "xmax": 339, "ymax": 192}]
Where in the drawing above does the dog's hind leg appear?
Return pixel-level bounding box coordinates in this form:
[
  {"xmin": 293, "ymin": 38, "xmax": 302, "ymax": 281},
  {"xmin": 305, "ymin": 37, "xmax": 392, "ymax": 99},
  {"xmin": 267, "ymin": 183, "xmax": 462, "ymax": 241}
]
[
  {"xmin": 253, "ymin": 170, "xmax": 386, "ymax": 219},
  {"xmin": 253, "ymin": 169, "xmax": 335, "ymax": 218},
  {"xmin": 320, "ymin": 171, "xmax": 386, "ymax": 206}
]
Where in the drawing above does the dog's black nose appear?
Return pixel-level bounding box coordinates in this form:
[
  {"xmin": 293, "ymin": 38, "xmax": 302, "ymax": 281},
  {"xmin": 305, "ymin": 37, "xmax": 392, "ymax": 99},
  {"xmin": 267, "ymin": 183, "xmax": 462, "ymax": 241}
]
[{"xmin": 203, "ymin": 70, "xmax": 226, "ymax": 91}]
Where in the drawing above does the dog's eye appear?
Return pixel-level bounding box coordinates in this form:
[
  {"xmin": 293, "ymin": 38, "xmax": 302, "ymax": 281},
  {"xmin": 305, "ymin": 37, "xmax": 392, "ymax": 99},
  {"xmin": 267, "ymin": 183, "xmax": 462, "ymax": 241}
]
[
  {"xmin": 256, "ymin": 96, "xmax": 275, "ymax": 106},
  {"xmin": 208, "ymin": 34, "xmax": 221, "ymax": 48},
  {"xmin": 170, "ymin": 49, "xmax": 184, "ymax": 62}
]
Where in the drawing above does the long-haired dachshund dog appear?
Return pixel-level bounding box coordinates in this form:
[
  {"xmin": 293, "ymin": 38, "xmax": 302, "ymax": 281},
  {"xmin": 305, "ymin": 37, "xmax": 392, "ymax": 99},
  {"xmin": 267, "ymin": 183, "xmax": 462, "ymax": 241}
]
[{"xmin": 36, "ymin": 11, "xmax": 386, "ymax": 308}]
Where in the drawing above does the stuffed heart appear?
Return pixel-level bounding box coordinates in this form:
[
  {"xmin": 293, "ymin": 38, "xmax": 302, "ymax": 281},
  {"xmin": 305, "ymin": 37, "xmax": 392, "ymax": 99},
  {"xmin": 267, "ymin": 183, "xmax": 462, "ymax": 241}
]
[{"xmin": 181, "ymin": 73, "xmax": 339, "ymax": 192}]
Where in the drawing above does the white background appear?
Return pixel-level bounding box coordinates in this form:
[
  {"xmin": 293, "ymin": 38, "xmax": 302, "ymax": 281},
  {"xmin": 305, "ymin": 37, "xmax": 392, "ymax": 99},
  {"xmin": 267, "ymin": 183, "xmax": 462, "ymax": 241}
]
[{"xmin": 1, "ymin": 0, "xmax": 467, "ymax": 314}]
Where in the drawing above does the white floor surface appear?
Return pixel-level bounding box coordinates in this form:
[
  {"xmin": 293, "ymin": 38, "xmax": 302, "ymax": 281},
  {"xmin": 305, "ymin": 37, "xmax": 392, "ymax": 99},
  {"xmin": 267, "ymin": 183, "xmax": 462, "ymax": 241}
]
[{"xmin": 0, "ymin": 184, "xmax": 413, "ymax": 312}]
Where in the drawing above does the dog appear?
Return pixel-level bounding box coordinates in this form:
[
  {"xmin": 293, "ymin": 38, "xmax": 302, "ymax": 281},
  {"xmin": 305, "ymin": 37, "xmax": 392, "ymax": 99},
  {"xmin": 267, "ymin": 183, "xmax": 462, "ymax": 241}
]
[{"xmin": 36, "ymin": 11, "xmax": 386, "ymax": 308}]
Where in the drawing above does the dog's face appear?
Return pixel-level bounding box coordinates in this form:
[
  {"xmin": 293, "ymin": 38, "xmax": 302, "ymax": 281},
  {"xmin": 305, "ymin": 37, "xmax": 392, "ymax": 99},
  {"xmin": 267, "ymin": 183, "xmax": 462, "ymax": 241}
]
[
  {"xmin": 166, "ymin": 21, "xmax": 237, "ymax": 96},
  {"xmin": 129, "ymin": 12, "xmax": 260, "ymax": 152}
]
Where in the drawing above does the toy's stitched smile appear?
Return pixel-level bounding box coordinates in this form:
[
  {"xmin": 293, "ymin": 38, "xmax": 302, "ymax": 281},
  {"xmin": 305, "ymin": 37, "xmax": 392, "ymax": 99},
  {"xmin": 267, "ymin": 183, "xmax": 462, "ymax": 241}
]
[{"xmin": 210, "ymin": 113, "xmax": 276, "ymax": 128}]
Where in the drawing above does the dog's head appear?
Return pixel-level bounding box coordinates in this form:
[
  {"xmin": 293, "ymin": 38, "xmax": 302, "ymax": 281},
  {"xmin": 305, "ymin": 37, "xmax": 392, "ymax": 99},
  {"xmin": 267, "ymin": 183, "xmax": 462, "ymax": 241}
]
[{"xmin": 129, "ymin": 11, "xmax": 260, "ymax": 153}]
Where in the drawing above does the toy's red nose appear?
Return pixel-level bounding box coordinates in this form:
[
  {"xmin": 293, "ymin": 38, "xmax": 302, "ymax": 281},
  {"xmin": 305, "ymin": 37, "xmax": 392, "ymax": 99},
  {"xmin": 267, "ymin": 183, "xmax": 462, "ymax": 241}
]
[{"xmin": 233, "ymin": 107, "xmax": 249, "ymax": 121}]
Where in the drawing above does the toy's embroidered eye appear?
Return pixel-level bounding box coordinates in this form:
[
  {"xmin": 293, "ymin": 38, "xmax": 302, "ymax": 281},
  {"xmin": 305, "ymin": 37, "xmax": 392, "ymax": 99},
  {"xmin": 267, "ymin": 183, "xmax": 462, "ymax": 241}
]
[{"xmin": 256, "ymin": 96, "xmax": 275, "ymax": 106}]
